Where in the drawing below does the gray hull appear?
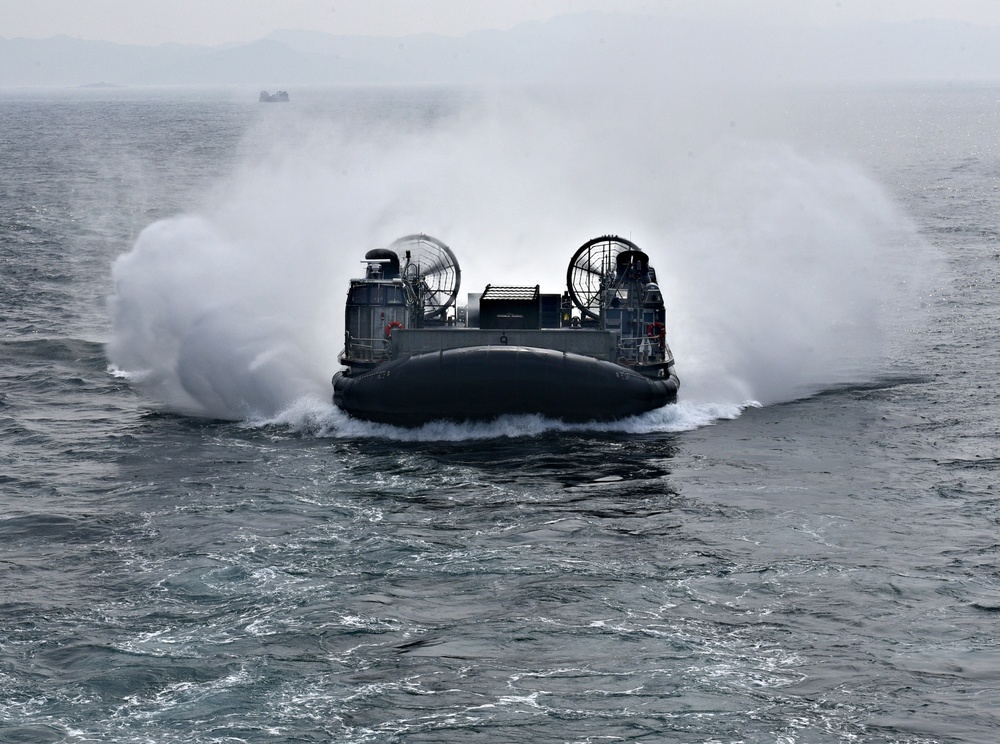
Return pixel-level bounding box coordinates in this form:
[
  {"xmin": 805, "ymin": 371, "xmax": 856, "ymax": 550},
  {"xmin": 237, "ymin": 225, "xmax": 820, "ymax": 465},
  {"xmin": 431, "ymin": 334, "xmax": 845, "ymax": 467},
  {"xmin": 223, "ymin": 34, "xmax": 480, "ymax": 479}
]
[{"xmin": 333, "ymin": 345, "xmax": 678, "ymax": 426}]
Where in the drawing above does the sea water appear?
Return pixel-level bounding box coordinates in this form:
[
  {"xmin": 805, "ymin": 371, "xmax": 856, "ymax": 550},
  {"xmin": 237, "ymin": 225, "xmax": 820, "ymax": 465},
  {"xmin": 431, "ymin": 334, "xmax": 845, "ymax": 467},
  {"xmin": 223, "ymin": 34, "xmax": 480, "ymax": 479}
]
[{"xmin": 1, "ymin": 83, "xmax": 999, "ymax": 742}]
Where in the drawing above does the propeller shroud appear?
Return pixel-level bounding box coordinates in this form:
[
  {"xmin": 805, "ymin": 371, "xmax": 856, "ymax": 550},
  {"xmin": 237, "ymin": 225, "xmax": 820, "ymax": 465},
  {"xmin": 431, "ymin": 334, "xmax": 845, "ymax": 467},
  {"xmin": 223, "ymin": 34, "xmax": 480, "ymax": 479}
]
[
  {"xmin": 566, "ymin": 235, "xmax": 641, "ymax": 320},
  {"xmin": 389, "ymin": 234, "xmax": 461, "ymax": 320}
]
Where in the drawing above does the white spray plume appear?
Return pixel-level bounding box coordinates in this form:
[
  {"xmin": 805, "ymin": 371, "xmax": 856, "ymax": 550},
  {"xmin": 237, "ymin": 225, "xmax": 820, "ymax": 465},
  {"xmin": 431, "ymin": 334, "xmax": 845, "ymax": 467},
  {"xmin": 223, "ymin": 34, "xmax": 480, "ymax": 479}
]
[{"xmin": 107, "ymin": 85, "xmax": 936, "ymax": 434}]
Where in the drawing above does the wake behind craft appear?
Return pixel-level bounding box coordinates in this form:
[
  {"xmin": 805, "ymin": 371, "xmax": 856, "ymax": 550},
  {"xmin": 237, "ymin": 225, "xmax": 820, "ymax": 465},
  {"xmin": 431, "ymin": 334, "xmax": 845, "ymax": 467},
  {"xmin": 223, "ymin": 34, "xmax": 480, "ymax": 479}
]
[{"xmin": 332, "ymin": 235, "xmax": 679, "ymax": 425}]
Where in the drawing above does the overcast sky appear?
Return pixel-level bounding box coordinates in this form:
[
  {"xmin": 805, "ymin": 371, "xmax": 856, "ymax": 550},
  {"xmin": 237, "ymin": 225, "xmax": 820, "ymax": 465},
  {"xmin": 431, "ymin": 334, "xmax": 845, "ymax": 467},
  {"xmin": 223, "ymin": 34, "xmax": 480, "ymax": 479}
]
[{"xmin": 2, "ymin": 0, "xmax": 999, "ymax": 46}]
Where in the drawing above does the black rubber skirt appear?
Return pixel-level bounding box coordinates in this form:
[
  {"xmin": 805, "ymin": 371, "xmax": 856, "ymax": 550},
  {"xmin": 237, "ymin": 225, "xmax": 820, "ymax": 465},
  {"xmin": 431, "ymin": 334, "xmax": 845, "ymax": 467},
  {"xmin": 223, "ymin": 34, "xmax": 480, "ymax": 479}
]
[{"xmin": 333, "ymin": 345, "xmax": 678, "ymax": 426}]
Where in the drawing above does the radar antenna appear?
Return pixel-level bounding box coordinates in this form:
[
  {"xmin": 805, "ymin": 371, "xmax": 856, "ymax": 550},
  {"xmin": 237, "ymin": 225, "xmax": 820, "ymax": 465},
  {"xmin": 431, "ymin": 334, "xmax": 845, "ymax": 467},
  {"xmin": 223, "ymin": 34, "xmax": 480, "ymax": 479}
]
[
  {"xmin": 390, "ymin": 234, "xmax": 461, "ymax": 320},
  {"xmin": 566, "ymin": 235, "xmax": 641, "ymax": 320}
]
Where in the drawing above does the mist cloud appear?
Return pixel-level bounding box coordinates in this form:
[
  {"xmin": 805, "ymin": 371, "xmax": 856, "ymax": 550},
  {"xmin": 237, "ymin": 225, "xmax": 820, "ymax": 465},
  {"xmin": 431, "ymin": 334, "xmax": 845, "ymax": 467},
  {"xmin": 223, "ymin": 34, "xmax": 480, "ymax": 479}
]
[{"xmin": 107, "ymin": 80, "xmax": 937, "ymax": 433}]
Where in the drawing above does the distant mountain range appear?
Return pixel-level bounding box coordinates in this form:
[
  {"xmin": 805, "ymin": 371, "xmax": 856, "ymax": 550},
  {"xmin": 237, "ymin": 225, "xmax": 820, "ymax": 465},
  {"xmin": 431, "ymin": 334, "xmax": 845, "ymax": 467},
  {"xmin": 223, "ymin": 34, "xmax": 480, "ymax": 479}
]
[{"xmin": 3, "ymin": 13, "xmax": 1000, "ymax": 88}]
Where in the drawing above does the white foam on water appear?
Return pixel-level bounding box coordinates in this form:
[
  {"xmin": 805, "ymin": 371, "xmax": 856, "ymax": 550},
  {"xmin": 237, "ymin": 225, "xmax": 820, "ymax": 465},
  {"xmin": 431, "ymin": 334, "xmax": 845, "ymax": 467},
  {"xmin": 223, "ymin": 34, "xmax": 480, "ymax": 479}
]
[{"xmin": 252, "ymin": 396, "xmax": 756, "ymax": 441}]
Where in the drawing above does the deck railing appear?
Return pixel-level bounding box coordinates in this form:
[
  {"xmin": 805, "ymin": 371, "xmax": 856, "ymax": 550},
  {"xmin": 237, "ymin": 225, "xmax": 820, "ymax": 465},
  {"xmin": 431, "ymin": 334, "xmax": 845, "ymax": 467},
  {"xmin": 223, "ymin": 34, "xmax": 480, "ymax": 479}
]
[
  {"xmin": 344, "ymin": 336, "xmax": 391, "ymax": 362},
  {"xmin": 617, "ymin": 333, "xmax": 664, "ymax": 364}
]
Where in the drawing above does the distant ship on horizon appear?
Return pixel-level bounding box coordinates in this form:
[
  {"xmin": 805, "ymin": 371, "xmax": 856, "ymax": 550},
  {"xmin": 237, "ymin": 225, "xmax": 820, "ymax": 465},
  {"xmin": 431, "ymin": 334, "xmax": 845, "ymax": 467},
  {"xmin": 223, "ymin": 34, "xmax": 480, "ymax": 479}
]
[{"xmin": 259, "ymin": 90, "xmax": 289, "ymax": 102}]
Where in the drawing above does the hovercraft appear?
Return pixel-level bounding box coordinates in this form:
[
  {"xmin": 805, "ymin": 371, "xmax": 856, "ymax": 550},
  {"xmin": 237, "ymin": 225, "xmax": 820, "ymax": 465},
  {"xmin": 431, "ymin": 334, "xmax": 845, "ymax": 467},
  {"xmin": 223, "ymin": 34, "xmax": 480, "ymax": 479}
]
[{"xmin": 332, "ymin": 234, "xmax": 679, "ymax": 426}]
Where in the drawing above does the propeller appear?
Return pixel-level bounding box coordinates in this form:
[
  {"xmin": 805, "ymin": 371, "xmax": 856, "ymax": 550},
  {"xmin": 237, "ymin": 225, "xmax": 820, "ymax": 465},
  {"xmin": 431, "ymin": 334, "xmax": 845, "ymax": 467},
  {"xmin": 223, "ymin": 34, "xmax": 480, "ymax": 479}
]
[
  {"xmin": 389, "ymin": 234, "xmax": 461, "ymax": 319},
  {"xmin": 566, "ymin": 235, "xmax": 641, "ymax": 320}
]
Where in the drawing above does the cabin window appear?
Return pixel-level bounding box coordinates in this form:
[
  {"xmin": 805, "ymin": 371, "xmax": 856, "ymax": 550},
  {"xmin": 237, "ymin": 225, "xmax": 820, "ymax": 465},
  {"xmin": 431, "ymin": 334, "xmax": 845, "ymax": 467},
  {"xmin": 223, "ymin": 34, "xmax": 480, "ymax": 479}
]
[{"xmin": 348, "ymin": 284, "xmax": 406, "ymax": 306}]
